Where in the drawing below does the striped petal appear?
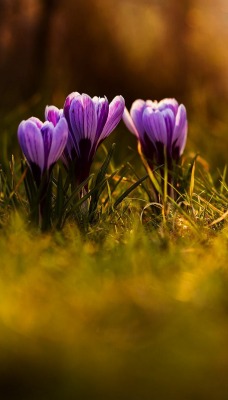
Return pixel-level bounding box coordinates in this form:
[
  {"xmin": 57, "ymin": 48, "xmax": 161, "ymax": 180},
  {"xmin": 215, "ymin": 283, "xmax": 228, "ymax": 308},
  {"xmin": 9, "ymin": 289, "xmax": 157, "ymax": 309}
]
[
  {"xmin": 69, "ymin": 94, "xmax": 97, "ymax": 142},
  {"xmin": 64, "ymin": 91, "xmax": 80, "ymax": 126},
  {"xmin": 69, "ymin": 96, "xmax": 85, "ymax": 152},
  {"xmin": 100, "ymin": 95, "xmax": 125, "ymax": 140},
  {"xmin": 130, "ymin": 99, "xmax": 146, "ymax": 137},
  {"xmin": 41, "ymin": 122, "xmax": 54, "ymax": 169},
  {"xmin": 18, "ymin": 119, "xmax": 44, "ymax": 171},
  {"xmin": 94, "ymin": 96, "xmax": 109, "ymax": 137},
  {"xmin": 162, "ymin": 108, "xmax": 175, "ymax": 150},
  {"xmin": 172, "ymin": 104, "xmax": 188, "ymax": 155},
  {"xmin": 143, "ymin": 108, "xmax": 168, "ymax": 146},
  {"xmin": 80, "ymin": 93, "xmax": 97, "ymax": 140}
]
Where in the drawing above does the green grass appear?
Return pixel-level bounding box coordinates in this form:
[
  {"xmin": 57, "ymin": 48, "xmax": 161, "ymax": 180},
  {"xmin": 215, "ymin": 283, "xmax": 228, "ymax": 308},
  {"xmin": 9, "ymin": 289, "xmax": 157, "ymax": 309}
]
[{"xmin": 0, "ymin": 131, "xmax": 228, "ymax": 398}]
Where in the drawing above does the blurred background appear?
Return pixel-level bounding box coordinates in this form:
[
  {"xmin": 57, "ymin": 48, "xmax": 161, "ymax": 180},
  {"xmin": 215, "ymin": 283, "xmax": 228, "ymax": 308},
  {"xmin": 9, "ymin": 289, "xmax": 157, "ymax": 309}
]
[{"xmin": 0, "ymin": 0, "xmax": 227, "ymax": 168}]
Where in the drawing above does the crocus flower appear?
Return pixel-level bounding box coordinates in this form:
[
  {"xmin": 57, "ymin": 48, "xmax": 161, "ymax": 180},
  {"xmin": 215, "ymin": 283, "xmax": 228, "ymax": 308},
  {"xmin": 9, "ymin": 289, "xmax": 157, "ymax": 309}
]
[
  {"xmin": 123, "ymin": 98, "xmax": 187, "ymax": 167},
  {"xmin": 18, "ymin": 116, "xmax": 68, "ymax": 186},
  {"xmin": 50, "ymin": 92, "xmax": 125, "ymax": 185}
]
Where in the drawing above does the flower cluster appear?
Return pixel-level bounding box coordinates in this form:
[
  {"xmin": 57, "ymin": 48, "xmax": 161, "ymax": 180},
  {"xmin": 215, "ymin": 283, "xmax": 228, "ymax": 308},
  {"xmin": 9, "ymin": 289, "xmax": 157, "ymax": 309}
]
[{"xmin": 17, "ymin": 91, "xmax": 188, "ymax": 228}]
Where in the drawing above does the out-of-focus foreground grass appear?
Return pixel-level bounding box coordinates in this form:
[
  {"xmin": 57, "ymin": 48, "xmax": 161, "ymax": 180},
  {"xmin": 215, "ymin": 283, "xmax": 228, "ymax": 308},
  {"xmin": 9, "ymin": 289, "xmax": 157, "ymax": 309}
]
[{"xmin": 0, "ymin": 213, "xmax": 228, "ymax": 400}]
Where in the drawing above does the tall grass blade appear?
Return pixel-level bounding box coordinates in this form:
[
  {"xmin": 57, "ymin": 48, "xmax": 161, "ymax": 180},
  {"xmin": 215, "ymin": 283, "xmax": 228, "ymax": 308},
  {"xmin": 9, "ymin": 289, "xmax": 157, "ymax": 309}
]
[
  {"xmin": 113, "ymin": 174, "xmax": 148, "ymax": 210},
  {"xmin": 138, "ymin": 142, "xmax": 162, "ymax": 196},
  {"xmin": 89, "ymin": 143, "xmax": 116, "ymax": 222},
  {"xmin": 189, "ymin": 159, "xmax": 196, "ymax": 200},
  {"xmin": 63, "ymin": 174, "xmax": 94, "ymax": 209}
]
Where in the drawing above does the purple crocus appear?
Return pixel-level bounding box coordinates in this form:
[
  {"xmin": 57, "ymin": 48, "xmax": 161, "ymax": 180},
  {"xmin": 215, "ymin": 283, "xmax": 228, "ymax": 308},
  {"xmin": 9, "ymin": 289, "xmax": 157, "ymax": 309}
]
[
  {"xmin": 123, "ymin": 98, "xmax": 187, "ymax": 167},
  {"xmin": 18, "ymin": 116, "xmax": 68, "ymax": 186},
  {"xmin": 46, "ymin": 93, "xmax": 125, "ymax": 186}
]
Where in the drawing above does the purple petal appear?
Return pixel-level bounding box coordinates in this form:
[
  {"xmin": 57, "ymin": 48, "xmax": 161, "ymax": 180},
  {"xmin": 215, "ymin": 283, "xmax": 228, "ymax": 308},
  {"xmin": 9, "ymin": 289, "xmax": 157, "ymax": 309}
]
[
  {"xmin": 45, "ymin": 105, "xmax": 63, "ymax": 126},
  {"xmin": 122, "ymin": 107, "xmax": 139, "ymax": 137},
  {"xmin": 69, "ymin": 96, "xmax": 85, "ymax": 153},
  {"xmin": 18, "ymin": 119, "xmax": 44, "ymax": 171},
  {"xmin": 158, "ymin": 98, "xmax": 179, "ymax": 116},
  {"xmin": 143, "ymin": 108, "xmax": 168, "ymax": 146},
  {"xmin": 29, "ymin": 117, "xmax": 43, "ymax": 129},
  {"xmin": 162, "ymin": 108, "xmax": 175, "ymax": 149},
  {"xmin": 69, "ymin": 94, "xmax": 97, "ymax": 146},
  {"xmin": 172, "ymin": 104, "xmax": 188, "ymax": 155},
  {"xmin": 94, "ymin": 96, "xmax": 109, "ymax": 137},
  {"xmin": 41, "ymin": 122, "xmax": 55, "ymax": 169},
  {"xmin": 81, "ymin": 93, "xmax": 97, "ymax": 139},
  {"xmin": 130, "ymin": 99, "xmax": 146, "ymax": 137},
  {"xmin": 64, "ymin": 91, "xmax": 80, "ymax": 125},
  {"xmin": 100, "ymin": 95, "xmax": 125, "ymax": 140},
  {"xmin": 47, "ymin": 117, "xmax": 68, "ymax": 169},
  {"xmin": 145, "ymin": 100, "xmax": 156, "ymax": 107}
]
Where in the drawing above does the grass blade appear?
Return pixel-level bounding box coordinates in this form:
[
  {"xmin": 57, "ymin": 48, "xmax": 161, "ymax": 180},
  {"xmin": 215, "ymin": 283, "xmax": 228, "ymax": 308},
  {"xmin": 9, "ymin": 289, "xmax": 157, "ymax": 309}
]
[
  {"xmin": 89, "ymin": 143, "xmax": 116, "ymax": 222},
  {"xmin": 113, "ymin": 174, "xmax": 148, "ymax": 210}
]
